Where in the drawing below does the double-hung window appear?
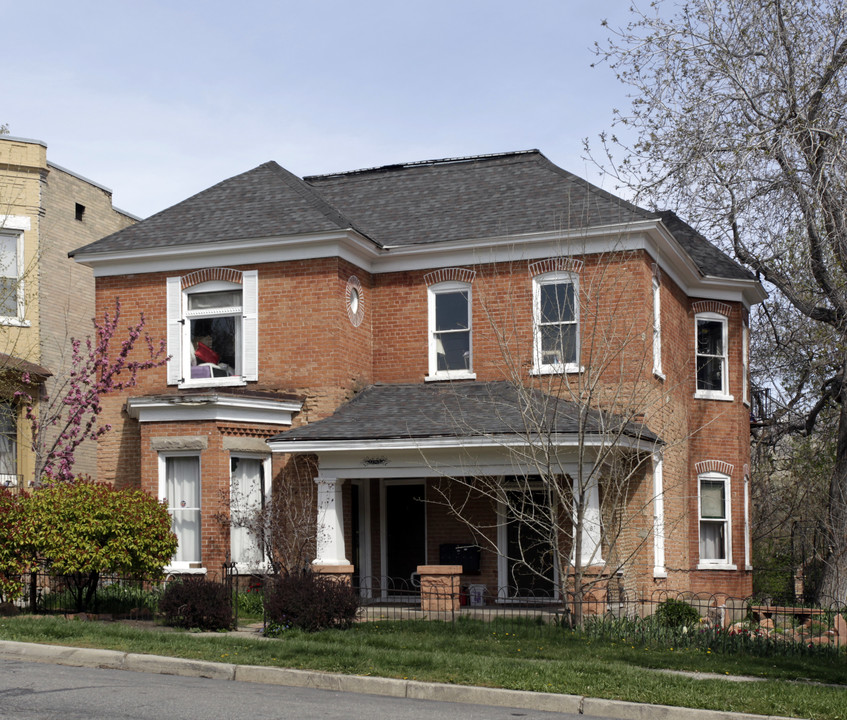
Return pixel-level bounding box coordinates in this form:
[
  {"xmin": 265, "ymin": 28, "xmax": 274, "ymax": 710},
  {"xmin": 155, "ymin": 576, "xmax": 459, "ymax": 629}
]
[
  {"xmin": 698, "ymin": 472, "xmax": 732, "ymax": 567},
  {"xmin": 532, "ymin": 271, "xmax": 579, "ymax": 373},
  {"xmin": 167, "ymin": 270, "xmax": 258, "ymax": 387},
  {"xmin": 427, "ymin": 281, "xmax": 474, "ymax": 380},
  {"xmin": 0, "ymin": 231, "xmax": 22, "ymax": 323},
  {"xmin": 160, "ymin": 454, "xmax": 202, "ymax": 570},
  {"xmin": 230, "ymin": 455, "xmax": 271, "ymax": 571},
  {"xmin": 0, "ymin": 401, "xmax": 17, "ymax": 487},
  {"xmin": 695, "ymin": 312, "xmax": 731, "ymax": 399}
]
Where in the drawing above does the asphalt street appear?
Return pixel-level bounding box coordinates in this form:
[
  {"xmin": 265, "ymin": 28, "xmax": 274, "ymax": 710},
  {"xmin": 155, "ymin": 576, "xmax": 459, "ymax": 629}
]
[{"xmin": 0, "ymin": 658, "xmax": 593, "ymax": 720}]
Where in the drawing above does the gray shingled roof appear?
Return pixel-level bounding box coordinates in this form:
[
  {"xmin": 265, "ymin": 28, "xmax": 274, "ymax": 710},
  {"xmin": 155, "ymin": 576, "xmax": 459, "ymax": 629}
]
[
  {"xmin": 70, "ymin": 162, "xmax": 358, "ymax": 256},
  {"xmin": 70, "ymin": 150, "xmax": 753, "ymax": 282},
  {"xmin": 269, "ymin": 381, "xmax": 658, "ymax": 445}
]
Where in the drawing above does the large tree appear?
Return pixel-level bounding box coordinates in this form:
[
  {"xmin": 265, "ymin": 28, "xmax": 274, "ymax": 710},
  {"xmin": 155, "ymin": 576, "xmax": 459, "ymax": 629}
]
[{"xmin": 594, "ymin": 0, "xmax": 847, "ymax": 600}]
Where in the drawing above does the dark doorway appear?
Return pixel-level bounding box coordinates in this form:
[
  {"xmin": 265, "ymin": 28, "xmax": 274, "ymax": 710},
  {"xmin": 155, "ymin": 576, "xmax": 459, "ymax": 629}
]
[
  {"xmin": 505, "ymin": 490, "xmax": 555, "ymax": 597},
  {"xmin": 384, "ymin": 483, "xmax": 426, "ymax": 591}
]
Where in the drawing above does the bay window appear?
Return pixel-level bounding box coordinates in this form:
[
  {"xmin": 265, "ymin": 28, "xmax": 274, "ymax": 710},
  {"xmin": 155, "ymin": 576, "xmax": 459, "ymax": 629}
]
[
  {"xmin": 698, "ymin": 472, "xmax": 732, "ymax": 567},
  {"xmin": 160, "ymin": 454, "xmax": 202, "ymax": 569},
  {"xmin": 695, "ymin": 312, "xmax": 731, "ymax": 399}
]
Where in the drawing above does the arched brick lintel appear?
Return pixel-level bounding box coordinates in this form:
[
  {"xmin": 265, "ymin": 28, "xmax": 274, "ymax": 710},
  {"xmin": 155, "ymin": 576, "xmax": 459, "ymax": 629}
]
[{"xmin": 182, "ymin": 267, "xmax": 244, "ymax": 290}]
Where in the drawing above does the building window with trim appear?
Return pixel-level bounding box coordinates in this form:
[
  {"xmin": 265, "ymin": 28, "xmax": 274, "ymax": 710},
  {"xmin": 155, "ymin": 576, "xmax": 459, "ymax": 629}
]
[
  {"xmin": 0, "ymin": 231, "xmax": 22, "ymax": 322},
  {"xmin": 230, "ymin": 455, "xmax": 270, "ymax": 570},
  {"xmin": 652, "ymin": 275, "xmax": 664, "ymax": 378},
  {"xmin": 167, "ymin": 270, "xmax": 258, "ymax": 387},
  {"xmin": 698, "ymin": 472, "xmax": 732, "ymax": 567},
  {"xmin": 742, "ymin": 321, "xmax": 750, "ymax": 406},
  {"xmin": 427, "ymin": 281, "xmax": 474, "ymax": 379},
  {"xmin": 532, "ymin": 271, "xmax": 579, "ymax": 374},
  {"xmin": 0, "ymin": 401, "xmax": 17, "ymax": 487},
  {"xmin": 160, "ymin": 454, "xmax": 202, "ymax": 570},
  {"xmin": 695, "ymin": 312, "xmax": 731, "ymax": 399}
]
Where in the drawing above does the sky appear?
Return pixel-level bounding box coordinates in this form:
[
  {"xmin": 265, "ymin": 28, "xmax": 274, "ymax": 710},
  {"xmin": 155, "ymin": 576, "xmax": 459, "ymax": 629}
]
[{"xmin": 2, "ymin": 1, "xmax": 636, "ymax": 219}]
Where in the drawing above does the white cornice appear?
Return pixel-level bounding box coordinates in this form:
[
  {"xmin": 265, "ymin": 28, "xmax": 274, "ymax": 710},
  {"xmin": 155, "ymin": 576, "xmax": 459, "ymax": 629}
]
[
  {"xmin": 127, "ymin": 394, "xmax": 302, "ymax": 425},
  {"xmin": 74, "ymin": 218, "xmax": 765, "ymax": 306},
  {"xmin": 266, "ymin": 432, "xmax": 654, "ymax": 454}
]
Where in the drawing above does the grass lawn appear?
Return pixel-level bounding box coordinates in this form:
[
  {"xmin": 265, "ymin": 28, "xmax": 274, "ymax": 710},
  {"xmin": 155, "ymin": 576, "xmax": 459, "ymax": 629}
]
[{"xmin": 1, "ymin": 615, "xmax": 845, "ymax": 719}]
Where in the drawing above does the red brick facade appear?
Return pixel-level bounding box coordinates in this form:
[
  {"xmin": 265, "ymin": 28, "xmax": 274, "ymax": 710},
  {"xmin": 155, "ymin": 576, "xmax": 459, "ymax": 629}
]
[{"xmin": 89, "ymin": 248, "xmax": 753, "ymax": 597}]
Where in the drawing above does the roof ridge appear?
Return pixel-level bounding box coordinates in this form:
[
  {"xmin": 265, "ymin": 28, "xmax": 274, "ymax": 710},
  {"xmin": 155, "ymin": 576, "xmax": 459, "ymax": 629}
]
[{"xmin": 304, "ymin": 150, "xmax": 541, "ymax": 182}]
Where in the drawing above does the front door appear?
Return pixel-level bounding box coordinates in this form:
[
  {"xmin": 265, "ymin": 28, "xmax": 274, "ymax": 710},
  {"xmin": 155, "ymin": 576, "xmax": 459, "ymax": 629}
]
[{"xmin": 384, "ymin": 482, "xmax": 426, "ymax": 592}]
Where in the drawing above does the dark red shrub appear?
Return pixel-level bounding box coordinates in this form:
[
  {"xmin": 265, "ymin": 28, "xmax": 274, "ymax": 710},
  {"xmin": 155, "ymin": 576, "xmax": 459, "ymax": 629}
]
[
  {"xmin": 264, "ymin": 573, "xmax": 359, "ymax": 632},
  {"xmin": 159, "ymin": 577, "xmax": 232, "ymax": 631}
]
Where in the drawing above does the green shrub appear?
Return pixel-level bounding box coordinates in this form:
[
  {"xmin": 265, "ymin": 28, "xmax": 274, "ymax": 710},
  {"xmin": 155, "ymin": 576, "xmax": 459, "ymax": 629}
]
[
  {"xmin": 655, "ymin": 598, "xmax": 700, "ymax": 628},
  {"xmin": 264, "ymin": 572, "xmax": 359, "ymax": 633},
  {"xmin": 236, "ymin": 587, "xmax": 265, "ymax": 618},
  {"xmin": 159, "ymin": 578, "xmax": 232, "ymax": 631}
]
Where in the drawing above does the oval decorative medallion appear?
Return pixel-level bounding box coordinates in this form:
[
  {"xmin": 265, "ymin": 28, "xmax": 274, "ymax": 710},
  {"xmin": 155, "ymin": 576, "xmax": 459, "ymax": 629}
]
[{"xmin": 346, "ymin": 275, "xmax": 364, "ymax": 327}]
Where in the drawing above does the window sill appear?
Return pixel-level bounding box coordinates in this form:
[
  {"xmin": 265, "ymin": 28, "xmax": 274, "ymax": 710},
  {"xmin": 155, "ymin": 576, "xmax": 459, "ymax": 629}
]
[
  {"xmin": 653, "ymin": 371, "xmax": 666, "ymax": 382},
  {"xmin": 179, "ymin": 377, "xmax": 247, "ymax": 389},
  {"xmin": 696, "ymin": 563, "xmax": 738, "ymax": 571},
  {"xmin": 425, "ymin": 371, "xmax": 477, "ymax": 382},
  {"xmin": 694, "ymin": 391, "xmax": 734, "ymax": 402},
  {"xmin": 165, "ymin": 565, "xmax": 207, "ymax": 575},
  {"xmin": 653, "ymin": 568, "xmax": 668, "ymax": 579},
  {"xmin": 0, "ymin": 317, "xmax": 31, "ymax": 327},
  {"xmin": 530, "ymin": 364, "xmax": 583, "ymax": 376}
]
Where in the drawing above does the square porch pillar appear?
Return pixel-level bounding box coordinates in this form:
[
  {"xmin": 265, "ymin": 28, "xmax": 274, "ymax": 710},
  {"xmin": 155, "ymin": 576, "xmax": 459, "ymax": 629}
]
[{"xmin": 417, "ymin": 565, "xmax": 462, "ymax": 612}]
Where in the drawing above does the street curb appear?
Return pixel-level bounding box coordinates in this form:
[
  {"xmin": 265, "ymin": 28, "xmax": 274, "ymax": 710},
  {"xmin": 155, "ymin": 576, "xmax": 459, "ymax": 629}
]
[{"xmin": 0, "ymin": 640, "xmax": 802, "ymax": 720}]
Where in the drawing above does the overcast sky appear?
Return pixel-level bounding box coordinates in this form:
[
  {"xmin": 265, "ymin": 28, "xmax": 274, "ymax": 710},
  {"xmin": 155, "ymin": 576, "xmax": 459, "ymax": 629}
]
[{"xmin": 3, "ymin": 1, "xmax": 636, "ymax": 219}]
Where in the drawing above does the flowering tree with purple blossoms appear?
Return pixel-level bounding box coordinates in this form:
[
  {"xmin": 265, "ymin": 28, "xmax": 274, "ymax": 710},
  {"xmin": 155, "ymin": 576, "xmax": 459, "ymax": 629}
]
[{"xmin": 16, "ymin": 300, "xmax": 168, "ymax": 483}]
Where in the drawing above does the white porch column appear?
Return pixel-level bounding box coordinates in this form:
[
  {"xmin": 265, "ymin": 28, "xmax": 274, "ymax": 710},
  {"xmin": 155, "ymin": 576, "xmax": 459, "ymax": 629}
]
[
  {"xmin": 653, "ymin": 453, "xmax": 667, "ymax": 578},
  {"xmin": 574, "ymin": 466, "xmax": 604, "ymax": 566},
  {"xmin": 313, "ymin": 475, "xmax": 349, "ymax": 566}
]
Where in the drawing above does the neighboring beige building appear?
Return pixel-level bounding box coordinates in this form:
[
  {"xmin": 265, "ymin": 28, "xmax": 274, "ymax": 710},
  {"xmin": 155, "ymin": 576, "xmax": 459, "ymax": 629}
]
[{"xmin": 0, "ymin": 135, "xmax": 136, "ymax": 487}]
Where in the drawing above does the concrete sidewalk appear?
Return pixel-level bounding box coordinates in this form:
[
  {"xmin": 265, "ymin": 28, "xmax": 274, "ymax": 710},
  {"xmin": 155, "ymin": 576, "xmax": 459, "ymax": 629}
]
[{"xmin": 0, "ymin": 639, "xmax": 803, "ymax": 720}]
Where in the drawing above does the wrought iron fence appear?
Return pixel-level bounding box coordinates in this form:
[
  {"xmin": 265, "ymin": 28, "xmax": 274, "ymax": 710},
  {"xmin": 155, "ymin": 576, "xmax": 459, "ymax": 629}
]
[{"xmin": 6, "ymin": 566, "xmax": 847, "ymax": 657}]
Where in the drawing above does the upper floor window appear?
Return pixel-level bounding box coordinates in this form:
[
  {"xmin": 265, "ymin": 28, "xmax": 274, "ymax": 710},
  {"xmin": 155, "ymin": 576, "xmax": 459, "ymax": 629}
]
[
  {"xmin": 695, "ymin": 312, "xmax": 731, "ymax": 400},
  {"xmin": 532, "ymin": 271, "xmax": 579, "ymax": 374},
  {"xmin": 698, "ymin": 472, "xmax": 732, "ymax": 567},
  {"xmin": 427, "ymin": 281, "xmax": 474, "ymax": 380},
  {"xmin": 652, "ymin": 274, "xmax": 664, "ymax": 379},
  {"xmin": 167, "ymin": 269, "xmax": 258, "ymax": 387},
  {"xmin": 0, "ymin": 231, "xmax": 22, "ymax": 323}
]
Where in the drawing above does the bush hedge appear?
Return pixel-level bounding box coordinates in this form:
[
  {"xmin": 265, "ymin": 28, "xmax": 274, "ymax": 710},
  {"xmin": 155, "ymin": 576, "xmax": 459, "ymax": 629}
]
[
  {"xmin": 264, "ymin": 572, "xmax": 359, "ymax": 632},
  {"xmin": 159, "ymin": 577, "xmax": 232, "ymax": 631}
]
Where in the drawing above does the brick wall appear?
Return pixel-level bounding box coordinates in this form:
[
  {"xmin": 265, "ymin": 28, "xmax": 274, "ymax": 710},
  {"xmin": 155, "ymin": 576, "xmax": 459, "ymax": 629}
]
[{"xmin": 92, "ymin": 245, "xmax": 753, "ymax": 595}]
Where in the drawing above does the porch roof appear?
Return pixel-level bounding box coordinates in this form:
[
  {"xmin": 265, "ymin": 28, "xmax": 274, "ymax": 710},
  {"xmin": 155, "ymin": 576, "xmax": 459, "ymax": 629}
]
[{"xmin": 268, "ymin": 381, "xmax": 659, "ymax": 447}]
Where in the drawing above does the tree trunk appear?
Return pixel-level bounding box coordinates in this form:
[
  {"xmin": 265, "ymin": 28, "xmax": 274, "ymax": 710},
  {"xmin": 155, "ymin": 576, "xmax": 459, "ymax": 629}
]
[{"xmin": 819, "ymin": 353, "xmax": 847, "ymax": 604}]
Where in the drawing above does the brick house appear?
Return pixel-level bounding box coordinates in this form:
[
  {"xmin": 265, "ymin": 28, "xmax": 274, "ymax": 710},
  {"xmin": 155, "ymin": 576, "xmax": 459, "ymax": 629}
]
[
  {"xmin": 71, "ymin": 150, "xmax": 764, "ymax": 600},
  {"xmin": 0, "ymin": 135, "xmax": 136, "ymax": 487}
]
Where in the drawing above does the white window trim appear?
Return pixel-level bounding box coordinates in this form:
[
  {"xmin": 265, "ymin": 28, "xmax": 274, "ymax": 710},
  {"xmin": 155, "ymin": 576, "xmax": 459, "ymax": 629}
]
[
  {"xmin": 697, "ymin": 471, "xmax": 736, "ymax": 570},
  {"xmin": 531, "ymin": 270, "xmax": 580, "ymax": 375},
  {"xmin": 167, "ymin": 271, "xmax": 258, "ymax": 388},
  {"xmin": 694, "ymin": 312, "xmax": 733, "ymax": 401},
  {"xmin": 652, "ymin": 454, "xmax": 667, "ymax": 578},
  {"xmin": 426, "ymin": 280, "xmax": 476, "ymax": 381},
  {"xmin": 652, "ymin": 275, "xmax": 665, "ymax": 380},
  {"xmin": 743, "ymin": 474, "xmax": 752, "ymax": 570},
  {"xmin": 158, "ymin": 451, "xmax": 205, "ymax": 573},
  {"xmin": 229, "ymin": 453, "xmax": 272, "ymax": 574},
  {"xmin": 742, "ymin": 321, "xmax": 750, "ymax": 407},
  {"xmin": 0, "ymin": 229, "xmax": 27, "ymax": 326}
]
